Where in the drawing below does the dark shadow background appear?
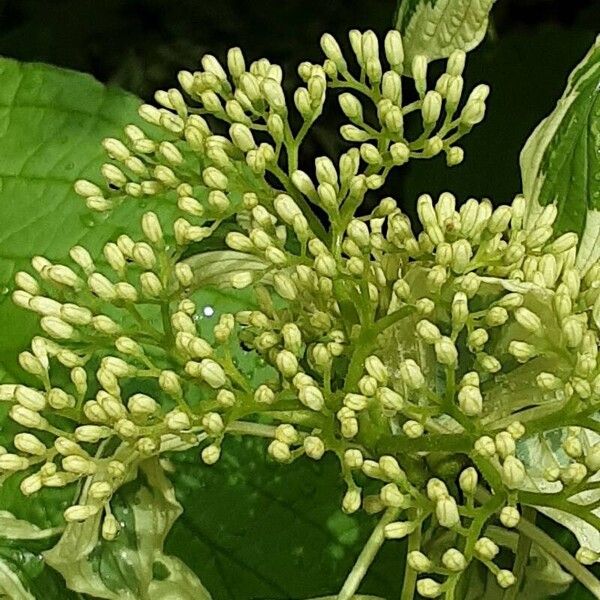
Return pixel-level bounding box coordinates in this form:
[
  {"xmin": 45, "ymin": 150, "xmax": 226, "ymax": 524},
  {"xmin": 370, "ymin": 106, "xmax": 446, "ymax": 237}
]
[
  {"xmin": 0, "ymin": 1, "xmax": 599, "ymax": 597},
  {"xmin": 0, "ymin": 0, "xmax": 598, "ymax": 211}
]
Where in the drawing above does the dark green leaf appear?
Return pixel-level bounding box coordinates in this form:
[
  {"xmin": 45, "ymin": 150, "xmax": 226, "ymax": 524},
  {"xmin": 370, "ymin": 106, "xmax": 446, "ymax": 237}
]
[
  {"xmin": 520, "ymin": 36, "xmax": 600, "ymax": 270},
  {"xmin": 166, "ymin": 436, "xmax": 405, "ymax": 599}
]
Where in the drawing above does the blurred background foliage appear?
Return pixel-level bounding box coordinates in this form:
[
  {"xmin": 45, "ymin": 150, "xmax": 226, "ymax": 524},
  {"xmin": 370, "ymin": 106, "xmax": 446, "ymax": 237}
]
[{"xmin": 0, "ymin": 0, "xmax": 598, "ymax": 211}]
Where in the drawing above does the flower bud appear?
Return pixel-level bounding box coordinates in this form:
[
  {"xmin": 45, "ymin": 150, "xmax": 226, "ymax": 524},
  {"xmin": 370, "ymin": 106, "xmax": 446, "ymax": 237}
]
[
  {"xmin": 275, "ymin": 350, "xmax": 299, "ymax": 378},
  {"xmin": 268, "ymin": 439, "xmax": 291, "ymax": 463},
  {"xmin": 201, "ymin": 444, "xmax": 221, "ymax": 465},
  {"xmin": 380, "ymin": 482, "xmax": 404, "ymax": 507},
  {"xmin": 500, "ymin": 506, "xmax": 520, "ymax": 528},
  {"xmin": 442, "ymin": 548, "xmax": 467, "ymax": 572},
  {"xmin": 298, "ymin": 386, "xmax": 325, "ymax": 411},
  {"xmin": 474, "ymin": 435, "xmax": 496, "ymax": 457},
  {"xmin": 403, "ymin": 420, "xmax": 424, "ymax": 438},
  {"xmin": 475, "ymin": 537, "xmax": 499, "ymax": 560},
  {"xmin": 64, "ymin": 504, "xmax": 100, "ymax": 522},
  {"xmin": 408, "ymin": 551, "xmax": 431, "ymax": 573},
  {"xmin": 497, "ymin": 570, "xmax": 516, "ymax": 589},
  {"xmin": 416, "ymin": 578, "xmax": 442, "ymax": 598},
  {"xmin": 384, "ymin": 521, "xmax": 414, "ymax": 540},
  {"xmin": 576, "ymin": 547, "xmax": 599, "ymax": 565},
  {"xmin": 303, "ymin": 436, "xmax": 325, "ymax": 460},
  {"xmin": 102, "ymin": 514, "xmax": 120, "ymax": 541},
  {"xmin": 165, "ymin": 409, "xmax": 191, "ymax": 431},
  {"xmin": 399, "ymin": 359, "xmax": 424, "ymax": 389},
  {"xmin": 502, "ymin": 456, "xmax": 526, "ymax": 488}
]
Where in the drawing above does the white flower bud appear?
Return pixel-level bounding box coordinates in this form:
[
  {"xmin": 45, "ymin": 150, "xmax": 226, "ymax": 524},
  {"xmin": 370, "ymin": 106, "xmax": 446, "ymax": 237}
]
[
  {"xmin": 434, "ymin": 336, "xmax": 458, "ymax": 366},
  {"xmin": 344, "ymin": 448, "xmax": 364, "ymax": 469},
  {"xmin": 14, "ymin": 433, "xmax": 46, "ymax": 456},
  {"xmin": 380, "ymin": 482, "xmax": 404, "ymax": 507},
  {"xmin": 399, "ymin": 359, "xmax": 424, "ymax": 389},
  {"xmin": 422, "ymin": 91, "xmax": 442, "ymax": 125},
  {"xmin": 502, "ymin": 456, "xmax": 526, "ymax": 488},
  {"xmin": 500, "ymin": 506, "xmax": 520, "ymax": 528},
  {"xmin": 364, "ymin": 355, "xmax": 388, "ymax": 384},
  {"xmin": 442, "ymin": 548, "xmax": 467, "ymax": 572},
  {"xmin": 15, "ymin": 386, "xmax": 46, "ymax": 411},
  {"xmin": 474, "ymin": 435, "xmax": 496, "ymax": 457},
  {"xmin": 408, "ymin": 551, "xmax": 431, "ymax": 573},
  {"xmin": 64, "ymin": 504, "xmax": 100, "ymax": 522},
  {"xmin": 341, "ymin": 487, "xmax": 361, "ymax": 514},
  {"xmin": 165, "ymin": 409, "xmax": 191, "ymax": 431},
  {"xmin": 102, "ymin": 514, "xmax": 120, "ymax": 541},
  {"xmin": 89, "ymin": 481, "xmax": 113, "ymax": 501},
  {"xmin": 495, "ymin": 432, "xmax": 516, "ymax": 459},
  {"xmin": 358, "ymin": 376, "xmax": 378, "ymax": 397},
  {"xmin": 127, "ymin": 393, "xmax": 159, "ymax": 416},
  {"xmin": 458, "ymin": 385, "xmax": 482, "ymax": 416},
  {"xmin": 298, "ymin": 386, "xmax": 325, "ymax": 411},
  {"xmin": 403, "ymin": 420, "xmax": 424, "ymax": 438},
  {"xmin": 75, "ymin": 425, "xmax": 112, "ymax": 443},
  {"xmin": 576, "ymin": 547, "xmax": 599, "ymax": 565},
  {"xmin": 390, "ymin": 142, "xmax": 410, "ymax": 165},
  {"xmin": 426, "ymin": 478, "xmax": 449, "ymax": 502},
  {"xmin": 268, "ymin": 439, "xmax": 291, "ymax": 463},
  {"xmin": 475, "ymin": 537, "xmax": 499, "ymax": 560},
  {"xmin": 201, "ymin": 444, "xmax": 221, "ymax": 465},
  {"xmin": 20, "ymin": 473, "xmax": 43, "ymax": 495},
  {"xmin": 159, "ymin": 370, "xmax": 183, "ymax": 398},
  {"xmin": 496, "ymin": 570, "xmax": 516, "ymax": 589},
  {"xmin": 416, "ymin": 578, "xmax": 442, "ymax": 598},
  {"xmin": 459, "ymin": 467, "xmax": 478, "ymax": 495},
  {"xmin": 384, "ymin": 521, "xmax": 414, "ymax": 540},
  {"xmin": 303, "ymin": 436, "xmax": 325, "ymax": 460},
  {"xmin": 0, "ymin": 454, "xmax": 29, "ymax": 471},
  {"xmin": 416, "ymin": 320, "xmax": 441, "ymax": 344},
  {"xmin": 62, "ymin": 455, "xmax": 96, "ymax": 475}
]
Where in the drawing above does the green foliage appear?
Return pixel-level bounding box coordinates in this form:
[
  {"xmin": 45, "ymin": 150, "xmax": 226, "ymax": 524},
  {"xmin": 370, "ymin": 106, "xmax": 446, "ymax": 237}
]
[
  {"xmin": 167, "ymin": 438, "xmax": 405, "ymax": 599},
  {"xmin": 520, "ymin": 36, "xmax": 600, "ymax": 271},
  {"xmin": 0, "ymin": 10, "xmax": 600, "ymax": 600},
  {"xmin": 0, "ymin": 57, "xmax": 154, "ymax": 381}
]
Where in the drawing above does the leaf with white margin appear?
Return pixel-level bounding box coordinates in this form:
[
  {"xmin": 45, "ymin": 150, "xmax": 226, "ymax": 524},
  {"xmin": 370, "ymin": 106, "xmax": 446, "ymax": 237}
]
[
  {"xmin": 518, "ymin": 430, "xmax": 600, "ymax": 553},
  {"xmin": 0, "ymin": 511, "xmax": 63, "ymax": 540},
  {"xmin": 0, "ymin": 560, "xmax": 35, "ymax": 600},
  {"xmin": 520, "ymin": 35, "xmax": 600, "ymax": 265},
  {"xmin": 44, "ymin": 457, "xmax": 212, "ymax": 600},
  {"xmin": 394, "ymin": 0, "xmax": 497, "ymax": 65}
]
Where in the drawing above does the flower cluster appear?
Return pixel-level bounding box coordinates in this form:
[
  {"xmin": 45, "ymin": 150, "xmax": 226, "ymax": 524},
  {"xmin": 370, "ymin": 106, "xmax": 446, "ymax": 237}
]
[{"xmin": 3, "ymin": 28, "xmax": 600, "ymax": 598}]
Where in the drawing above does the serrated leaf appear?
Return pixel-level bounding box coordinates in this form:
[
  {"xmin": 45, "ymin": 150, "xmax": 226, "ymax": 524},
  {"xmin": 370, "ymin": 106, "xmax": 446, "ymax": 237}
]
[
  {"xmin": 44, "ymin": 457, "xmax": 211, "ymax": 599},
  {"xmin": 394, "ymin": 0, "xmax": 496, "ymax": 64},
  {"xmin": 0, "ymin": 57, "xmax": 158, "ymax": 380},
  {"xmin": 520, "ymin": 36, "xmax": 600, "ymax": 257}
]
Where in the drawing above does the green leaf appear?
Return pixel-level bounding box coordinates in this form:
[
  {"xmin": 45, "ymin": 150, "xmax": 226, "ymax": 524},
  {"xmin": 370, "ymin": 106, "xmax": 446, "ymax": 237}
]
[
  {"xmin": 520, "ymin": 35, "xmax": 600, "ymax": 267},
  {"xmin": 166, "ymin": 436, "xmax": 405, "ymax": 600},
  {"xmin": 0, "ymin": 57, "xmax": 153, "ymax": 380},
  {"xmin": 394, "ymin": 0, "xmax": 496, "ymax": 64},
  {"xmin": 44, "ymin": 458, "xmax": 211, "ymax": 599}
]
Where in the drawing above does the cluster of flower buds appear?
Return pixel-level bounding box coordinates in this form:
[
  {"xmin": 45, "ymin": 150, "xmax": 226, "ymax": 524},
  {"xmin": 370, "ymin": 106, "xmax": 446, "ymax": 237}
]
[{"xmin": 4, "ymin": 28, "xmax": 600, "ymax": 598}]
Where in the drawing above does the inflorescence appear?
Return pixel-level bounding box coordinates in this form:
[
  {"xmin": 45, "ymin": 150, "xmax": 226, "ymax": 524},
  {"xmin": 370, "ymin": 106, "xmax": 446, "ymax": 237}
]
[{"xmin": 2, "ymin": 28, "xmax": 600, "ymax": 599}]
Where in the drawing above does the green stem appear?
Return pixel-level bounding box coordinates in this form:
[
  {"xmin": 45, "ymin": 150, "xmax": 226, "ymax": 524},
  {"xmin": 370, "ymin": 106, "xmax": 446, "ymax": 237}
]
[
  {"xmin": 336, "ymin": 508, "xmax": 400, "ymax": 600},
  {"xmin": 503, "ymin": 507, "xmax": 535, "ymax": 600},
  {"xmin": 400, "ymin": 519, "xmax": 422, "ymax": 600},
  {"xmin": 516, "ymin": 512, "xmax": 600, "ymax": 598}
]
